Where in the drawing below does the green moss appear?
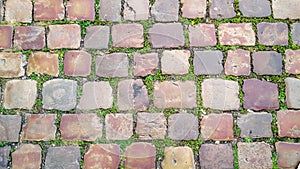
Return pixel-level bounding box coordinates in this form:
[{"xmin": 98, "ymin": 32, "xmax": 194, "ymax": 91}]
[{"xmin": 233, "ymin": 145, "xmax": 239, "ymax": 169}]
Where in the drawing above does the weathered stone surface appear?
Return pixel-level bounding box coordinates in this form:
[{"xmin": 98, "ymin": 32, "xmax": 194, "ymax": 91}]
[
  {"xmin": 14, "ymin": 26, "xmax": 45, "ymax": 50},
  {"xmin": 84, "ymin": 144, "xmax": 121, "ymax": 169},
  {"xmin": 66, "ymin": 0, "xmax": 95, "ymax": 20},
  {"xmin": 194, "ymin": 50, "xmax": 223, "ymax": 75},
  {"xmin": 0, "ymin": 52, "xmax": 25, "ymax": 78},
  {"xmin": 237, "ymin": 112, "xmax": 273, "ymax": 138},
  {"xmin": 124, "ymin": 0, "xmax": 149, "ymax": 20},
  {"xmin": 84, "ymin": 26, "xmax": 110, "ymax": 49},
  {"xmin": 45, "ymin": 146, "xmax": 80, "ymax": 169},
  {"xmin": 161, "ymin": 50, "xmax": 190, "ymax": 75},
  {"xmin": 285, "ymin": 50, "xmax": 300, "ymax": 74},
  {"xmin": 277, "ymin": 110, "xmax": 300, "ymax": 138},
  {"xmin": 243, "ymin": 79, "xmax": 279, "ymax": 110},
  {"xmin": 292, "ymin": 23, "xmax": 300, "ymax": 45},
  {"xmin": 112, "ymin": 23, "xmax": 144, "ymax": 48},
  {"xmin": 0, "ymin": 1, "xmax": 3, "ymax": 21},
  {"xmin": 189, "ymin": 24, "xmax": 217, "ymax": 47},
  {"xmin": 21, "ymin": 114, "xmax": 57, "ymax": 141},
  {"xmin": 202, "ymin": 79, "xmax": 240, "ymax": 110},
  {"xmin": 60, "ymin": 114, "xmax": 102, "ymax": 141},
  {"xmin": 0, "ymin": 146, "xmax": 10, "ymax": 169},
  {"xmin": 34, "ymin": 0, "xmax": 65, "ymax": 21},
  {"xmin": 219, "ymin": 23, "xmax": 255, "ymax": 46},
  {"xmin": 134, "ymin": 52, "xmax": 159, "ymax": 76},
  {"xmin": 64, "ymin": 50, "xmax": 91, "ymax": 76},
  {"xmin": 4, "ymin": 80, "xmax": 37, "ymax": 109},
  {"xmin": 151, "ymin": 0, "xmax": 179, "ymax": 21},
  {"xmin": 27, "ymin": 52, "xmax": 59, "ymax": 76},
  {"xmin": 125, "ymin": 142, "xmax": 156, "ymax": 169},
  {"xmin": 285, "ymin": 78, "xmax": 300, "ymax": 108},
  {"xmin": 225, "ymin": 49, "xmax": 251, "ymax": 76},
  {"xmin": 239, "ymin": 0, "xmax": 271, "ymax": 17},
  {"xmin": 272, "ymin": 0, "xmax": 300, "ymax": 19},
  {"xmin": 47, "ymin": 24, "xmax": 81, "ymax": 49},
  {"xmin": 105, "ymin": 113, "xmax": 133, "ymax": 140},
  {"xmin": 276, "ymin": 142, "xmax": 300, "ymax": 169},
  {"xmin": 149, "ymin": 23, "xmax": 184, "ymax": 48},
  {"xmin": 5, "ymin": 0, "xmax": 32, "ymax": 23},
  {"xmin": 168, "ymin": 113, "xmax": 198, "ymax": 140},
  {"xmin": 0, "ymin": 25, "xmax": 13, "ymax": 49},
  {"xmin": 42, "ymin": 79, "xmax": 77, "ymax": 111},
  {"xmin": 12, "ymin": 144, "xmax": 41, "ymax": 169},
  {"xmin": 77, "ymin": 81, "xmax": 113, "ymax": 110},
  {"xmin": 162, "ymin": 146, "xmax": 195, "ymax": 169},
  {"xmin": 201, "ymin": 113, "xmax": 234, "ymax": 141},
  {"xmin": 237, "ymin": 142, "xmax": 272, "ymax": 169},
  {"xmin": 154, "ymin": 81, "xmax": 197, "ymax": 108},
  {"xmin": 117, "ymin": 79, "xmax": 149, "ymax": 111},
  {"xmin": 99, "ymin": 0, "xmax": 121, "ymax": 21},
  {"xmin": 181, "ymin": 0, "xmax": 206, "ymax": 18},
  {"xmin": 0, "ymin": 115, "xmax": 21, "ymax": 142},
  {"xmin": 136, "ymin": 112, "xmax": 166, "ymax": 140},
  {"xmin": 257, "ymin": 22, "xmax": 289, "ymax": 46},
  {"xmin": 95, "ymin": 53, "xmax": 129, "ymax": 77},
  {"xmin": 209, "ymin": 0, "xmax": 236, "ymax": 18},
  {"xmin": 253, "ymin": 51, "xmax": 283, "ymax": 75},
  {"xmin": 199, "ymin": 144, "xmax": 234, "ymax": 169}
]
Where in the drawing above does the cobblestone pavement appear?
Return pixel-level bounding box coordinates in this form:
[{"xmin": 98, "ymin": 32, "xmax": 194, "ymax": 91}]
[{"xmin": 0, "ymin": 0, "xmax": 300, "ymax": 169}]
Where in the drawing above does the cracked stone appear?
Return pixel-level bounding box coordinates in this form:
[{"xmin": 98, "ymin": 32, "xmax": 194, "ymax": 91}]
[
  {"xmin": 5, "ymin": 0, "xmax": 32, "ymax": 23},
  {"xmin": 285, "ymin": 77, "xmax": 300, "ymax": 109},
  {"xmin": 0, "ymin": 25, "xmax": 13, "ymax": 49},
  {"xmin": 181, "ymin": 0, "xmax": 206, "ymax": 18},
  {"xmin": 124, "ymin": 0, "xmax": 149, "ymax": 21},
  {"xmin": 66, "ymin": 0, "xmax": 95, "ymax": 21},
  {"xmin": 239, "ymin": 0, "xmax": 271, "ymax": 17},
  {"xmin": 162, "ymin": 146, "xmax": 195, "ymax": 169},
  {"xmin": 105, "ymin": 113, "xmax": 133, "ymax": 140},
  {"xmin": 161, "ymin": 50, "xmax": 190, "ymax": 75},
  {"xmin": 292, "ymin": 23, "xmax": 300, "ymax": 45},
  {"xmin": 27, "ymin": 52, "xmax": 59, "ymax": 76},
  {"xmin": 219, "ymin": 23, "xmax": 255, "ymax": 46},
  {"xmin": 209, "ymin": 0, "xmax": 236, "ymax": 19},
  {"xmin": 225, "ymin": 49, "xmax": 251, "ymax": 76},
  {"xmin": 112, "ymin": 23, "xmax": 144, "ymax": 48},
  {"xmin": 257, "ymin": 22, "xmax": 289, "ymax": 46},
  {"xmin": 99, "ymin": 0, "xmax": 121, "ymax": 21},
  {"xmin": 134, "ymin": 52, "xmax": 159, "ymax": 77},
  {"xmin": 0, "ymin": 115, "xmax": 22, "ymax": 142},
  {"xmin": 151, "ymin": 0, "xmax": 179, "ymax": 21},
  {"xmin": 276, "ymin": 142, "xmax": 300, "ymax": 169},
  {"xmin": 273, "ymin": 0, "xmax": 300, "ymax": 19},
  {"xmin": 285, "ymin": 49, "xmax": 300, "ymax": 74},
  {"xmin": 189, "ymin": 24, "xmax": 217, "ymax": 47},
  {"xmin": 12, "ymin": 144, "xmax": 41, "ymax": 169},
  {"xmin": 84, "ymin": 26, "xmax": 110, "ymax": 49},
  {"xmin": 0, "ymin": 146, "xmax": 10, "ymax": 169},
  {"xmin": 194, "ymin": 50, "xmax": 223, "ymax": 75},
  {"xmin": 253, "ymin": 51, "xmax": 283, "ymax": 75},
  {"xmin": 277, "ymin": 110, "xmax": 300, "ymax": 138},
  {"xmin": 64, "ymin": 50, "xmax": 91, "ymax": 77},
  {"xmin": 45, "ymin": 146, "xmax": 80, "ymax": 169},
  {"xmin": 0, "ymin": 52, "xmax": 25, "ymax": 78},
  {"xmin": 34, "ymin": 0, "xmax": 64, "ymax": 21},
  {"xmin": 14, "ymin": 26, "xmax": 45, "ymax": 50}
]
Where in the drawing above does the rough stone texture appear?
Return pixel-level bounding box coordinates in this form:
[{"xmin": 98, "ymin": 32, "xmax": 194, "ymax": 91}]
[
  {"xmin": 0, "ymin": 1, "xmax": 3, "ymax": 21},
  {"xmin": 0, "ymin": 115, "xmax": 22, "ymax": 142},
  {"xmin": 285, "ymin": 49, "xmax": 300, "ymax": 74},
  {"xmin": 105, "ymin": 113, "xmax": 133, "ymax": 140},
  {"xmin": 12, "ymin": 144, "xmax": 41, "ymax": 169},
  {"xmin": 34, "ymin": 0, "xmax": 65, "ymax": 21},
  {"xmin": 0, "ymin": 52, "xmax": 25, "ymax": 78},
  {"xmin": 27, "ymin": 52, "xmax": 59, "ymax": 76},
  {"xmin": 181, "ymin": 0, "xmax": 206, "ymax": 18},
  {"xmin": 253, "ymin": 51, "xmax": 283, "ymax": 75},
  {"xmin": 151, "ymin": 0, "xmax": 179, "ymax": 21},
  {"xmin": 95, "ymin": 53, "xmax": 129, "ymax": 78},
  {"xmin": 199, "ymin": 144, "xmax": 234, "ymax": 169},
  {"xmin": 239, "ymin": 0, "xmax": 271, "ymax": 17},
  {"xmin": 84, "ymin": 144, "xmax": 121, "ymax": 169},
  {"xmin": 60, "ymin": 114, "xmax": 102, "ymax": 141},
  {"xmin": 77, "ymin": 81, "xmax": 113, "ymax": 110},
  {"xmin": 47, "ymin": 24, "xmax": 81, "ymax": 49},
  {"xmin": 201, "ymin": 113, "xmax": 234, "ymax": 141},
  {"xmin": 42, "ymin": 79, "xmax": 77, "ymax": 111},
  {"xmin": 154, "ymin": 81, "xmax": 197, "ymax": 108},
  {"xmin": 237, "ymin": 142, "xmax": 273, "ymax": 169},
  {"xmin": 168, "ymin": 113, "xmax": 199, "ymax": 140},
  {"xmin": 134, "ymin": 52, "xmax": 159, "ymax": 77},
  {"xmin": 84, "ymin": 26, "xmax": 110, "ymax": 49},
  {"xmin": 45, "ymin": 146, "xmax": 80, "ymax": 169},
  {"xmin": 0, "ymin": 146, "xmax": 10, "ymax": 169},
  {"xmin": 243, "ymin": 79, "xmax": 279, "ymax": 110},
  {"xmin": 189, "ymin": 24, "xmax": 217, "ymax": 47},
  {"xmin": 0, "ymin": 25, "xmax": 13, "ymax": 49},
  {"xmin": 292, "ymin": 23, "xmax": 300, "ymax": 45},
  {"xmin": 277, "ymin": 110, "xmax": 300, "ymax": 138},
  {"xmin": 5, "ymin": 0, "xmax": 32, "ymax": 23},
  {"xmin": 112, "ymin": 23, "xmax": 144, "ymax": 48},
  {"xmin": 124, "ymin": 0, "xmax": 149, "ymax": 21},
  {"xmin": 66, "ymin": 0, "xmax": 95, "ymax": 20},
  {"xmin": 272, "ymin": 0, "xmax": 300, "ymax": 19},
  {"xmin": 14, "ymin": 26, "xmax": 45, "ymax": 50},
  {"xmin": 117, "ymin": 79, "xmax": 149, "ymax": 111},
  {"xmin": 219, "ymin": 23, "xmax": 255, "ymax": 46},
  {"xmin": 99, "ymin": 0, "xmax": 121, "ymax": 21},
  {"xmin": 125, "ymin": 143, "xmax": 156, "ymax": 169},
  {"xmin": 209, "ymin": 0, "xmax": 236, "ymax": 19},
  {"xmin": 257, "ymin": 22, "xmax": 289, "ymax": 46},
  {"xmin": 285, "ymin": 78, "xmax": 300, "ymax": 109},
  {"xmin": 201, "ymin": 79, "xmax": 240, "ymax": 110},
  {"xmin": 225, "ymin": 49, "xmax": 251, "ymax": 76},
  {"xmin": 161, "ymin": 50, "xmax": 190, "ymax": 75},
  {"xmin": 161, "ymin": 146, "xmax": 195, "ymax": 169},
  {"xmin": 149, "ymin": 23, "xmax": 184, "ymax": 48},
  {"xmin": 136, "ymin": 113, "xmax": 166, "ymax": 140},
  {"xmin": 276, "ymin": 142, "xmax": 300, "ymax": 169},
  {"xmin": 194, "ymin": 50, "xmax": 223, "ymax": 75},
  {"xmin": 64, "ymin": 50, "xmax": 91, "ymax": 76},
  {"xmin": 4, "ymin": 80, "xmax": 37, "ymax": 109},
  {"xmin": 21, "ymin": 114, "xmax": 57, "ymax": 141},
  {"xmin": 237, "ymin": 112, "xmax": 273, "ymax": 138}
]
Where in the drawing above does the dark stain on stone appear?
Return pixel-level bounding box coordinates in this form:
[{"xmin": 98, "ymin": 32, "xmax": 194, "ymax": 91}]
[{"xmin": 133, "ymin": 83, "xmax": 142, "ymax": 98}]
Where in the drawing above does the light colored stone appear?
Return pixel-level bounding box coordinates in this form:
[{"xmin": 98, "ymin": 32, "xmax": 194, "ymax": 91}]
[
  {"xmin": 273, "ymin": 0, "xmax": 300, "ymax": 19},
  {"xmin": 161, "ymin": 50, "xmax": 190, "ymax": 75},
  {"xmin": 27, "ymin": 52, "xmax": 59, "ymax": 76},
  {"xmin": 285, "ymin": 78, "xmax": 300, "ymax": 109},
  {"xmin": 124, "ymin": 0, "xmax": 149, "ymax": 20},
  {"xmin": 105, "ymin": 113, "xmax": 133, "ymax": 140},
  {"xmin": 162, "ymin": 146, "xmax": 195, "ymax": 169},
  {"xmin": 0, "ymin": 52, "xmax": 25, "ymax": 78},
  {"xmin": 151, "ymin": 0, "xmax": 179, "ymax": 21},
  {"xmin": 181, "ymin": 0, "xmax": 206, "ymax": 18},
  {"xmin": 5, "ymin": 0, "xmax": 32, "ymax": 23},
  {"xmin": 136, "ymin": 113, "xmax": 166, "ymax": 140},
  {"xmin": 219, "ymin": 23, "xmax": 255, "ymax": 46}
]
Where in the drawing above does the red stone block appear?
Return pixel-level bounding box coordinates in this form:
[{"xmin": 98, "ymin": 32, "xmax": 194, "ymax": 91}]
[
  {"xmin": 12, "ymin": 144, "xmax": 41, "ymax": 169},
  {"xmin": 66, "ymin": 0, "xmax": 95, "ymax": 21},
  {"xmin": 14, "ymin": 26, "xmax": 45, "ymax": 50},
  {"xmin": 277, "ymin": 110, "xmax": 300, "ymax": 138},
  {"xmin": 0, "ymin": 26, "xmax": 13, "ymax": 49},
  {"xmin": 34, "ymin": 0, "xmax": 65, "ymax": 21},
  {"xmin": 105, "ymin": 113, "xmax": 133, "ymax": 140},
  {"xmin": 64, "ymin": 50, "xmax": 91, "ymax": 77}
]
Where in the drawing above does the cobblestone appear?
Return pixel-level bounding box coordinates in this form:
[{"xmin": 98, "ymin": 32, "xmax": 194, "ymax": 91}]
[
  {"xmin": 5, "ymin": 0, "xmax": 32, "ymax": 23},
  {"xmin": 168, "ymin": 113, "xmax": 198, "ymax": 140},
  {"xmin": 0, "ymin": 26, "xmax": 13, "ymax": 49},
  {"xmin": 151, "ymin": 0, "xmax": 179, "ymax": 21},
  {"xmin": 66, "ymin": 0, "xmax": 95, "ymax": 21},
  {"xmin": 194, "ymin": 50, "xmax": 223, "ymax": 75},
  {"xmin": 209, "ymin": 0, "xmax": 236, "ymax": 18},
  {"xmin": 105, "ymin": 113, "xmax": 133, "ymax": 140},
  {"xmin": 181, "ymin": 0, "xmax": 206, "ymax": 18},
  {"xmin": 112, "ymin": 23, "xmax": 144, "ymax": 48},
  {"xmin": 134, "ymin": 52, "xmax": 159, "ymax": 77},
  {"xmin": 285, "ymin": 49, "xmax": 300, "ymax": 74},
  {"xmin": 292, "ymin": 23, "xmax": 300, "ymax": 45},
  {"xmin": 14, "ymin": 26, "xmax": 45, "ymax": 50},
  {"xmin": 253, "ymin": 51, "xmax": 283, "ymax": 75},
  {"xmin": 0, "ymin": 52, "xmax": 25, "ymax": 78},
  {"xmin": 124, "ymin": 0, "xmax": 149, "ymax": 21},
  {"xmin": 45, "ymin": 146, "xmax": 80, "ymax": 169},
  {"xmin": 272, "ymin": 0, "xmax": 300, "ymax": 19},
  {"xmin": 0, "ymin": 115, "xmax": 22, "ymax": 142},
  {"xmin": 285, "ymin": 77, "xmax": 300, "ymax": 109},
  {"xmin": 84, "ymin": 26, "xmax": 110, "ymax": 49},
  {"xmin": 225, "ymin": 49, "xmax": 251, "ymax": 76},
  {"xmin": 189, "ymin": 24, "xmax": 217, "ymax": 47},
  {"xmin": 34, "ymin": 0, "xmax": 64, "ymax": 21},
  {"xmin": 12, "ymin": 144, "xmax": 41, "ymax": 169},
  {"xmin": 0, "ymin": 146, "xmax": 10, "ymax": 169},
  {"xmin": 161, "ymin": 50, "xmax": 190, "ymax": 75},
  {"xmin": 257, "ymin": 22, "xmax": 289, "ymax": 46},
  {"xmin": 276, "ymin": 142, "xmax": 300, "ymax": 169},
  {"xmin": 162, "ymin": 146, "xmax": 195, "ymax": 169},
  {"xmin": 63, "ymin": 50, "xmax": 91, "ymax": 77},
  {"xmin": 99, "ymin": 0, "xmax": 121, "ymax": 21},
  {"xmin": 27, "ymin": 52, "xmax": 59, "ymax": 76},
  {"xmin": 277, "ymin": 110, "xmax": 300, "ymax": 138},
  {"xmin": 239, "ymin": 0, "xmax": 271, "ymax": 17}
]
